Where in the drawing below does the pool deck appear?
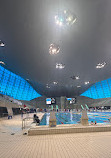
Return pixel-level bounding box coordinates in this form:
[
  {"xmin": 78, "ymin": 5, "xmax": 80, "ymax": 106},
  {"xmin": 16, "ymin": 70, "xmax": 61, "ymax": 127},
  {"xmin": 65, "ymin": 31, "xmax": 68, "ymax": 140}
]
[
  {"xmin": 1, "ymin": 113, "xmax": 111, "ymax": 158},
  {"xmin": 28, "ymin": 123, "xmax": 111, "ymax": 136}
]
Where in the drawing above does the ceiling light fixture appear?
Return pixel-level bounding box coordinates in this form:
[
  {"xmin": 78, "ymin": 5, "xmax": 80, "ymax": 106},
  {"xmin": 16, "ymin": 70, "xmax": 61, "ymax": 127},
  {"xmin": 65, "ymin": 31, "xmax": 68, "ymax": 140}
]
[
  {"xmin": 0, "ymin": 40, "xmax": 5, "ymax": 47},
  {"xmin": 46, "ymin": 84, "xmax": 50, "ymax": 88},
  {"xmin": 56, "ymin": 63, "xmax": 65, "ymax": 69},
  {"xmin": 53, "ymin": 81, "xmax": 58, "ymax": 85},
  {"xmin": 26, "ymin": 79, "xmax": 30, "ymax": 81},
  {"xmin": 75, "ymin": 76, "xmax": 80, "ymax": 80},
  {"xmin": 49, "ymin": 43, "xmax": 60, "ymax": 55},
  {"xmin": 85, "ymin": 81, "xmax": 90, "ymax": 85},
  {"xmin": 96, "ymin": 62, "xmax": 106, "ymax": 69},
  {"xmin": 71, "ymin": 76, "xmax": 80, "ymax": 80},
  {"xmin": 77, "ymin": 86, "xmax": 81, "ymax": 88},
  {"xmin": 0, "ymin": 61, "xmax": 5, "ymax": 65},
  {"xmin": 55, "ymin": 10, "xmax": 76, "ymax": 27}
]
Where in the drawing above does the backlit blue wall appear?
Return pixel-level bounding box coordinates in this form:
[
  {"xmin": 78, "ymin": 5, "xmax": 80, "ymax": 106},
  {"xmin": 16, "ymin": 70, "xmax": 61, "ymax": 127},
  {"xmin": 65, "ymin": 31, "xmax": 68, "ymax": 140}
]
[
  {"xmin": 0, "ymin": 65, "xmax": 41, "ymax": 100},
  {"xmin": 81, "ymin": 78, "xmax": 111, "ymax": 99}
]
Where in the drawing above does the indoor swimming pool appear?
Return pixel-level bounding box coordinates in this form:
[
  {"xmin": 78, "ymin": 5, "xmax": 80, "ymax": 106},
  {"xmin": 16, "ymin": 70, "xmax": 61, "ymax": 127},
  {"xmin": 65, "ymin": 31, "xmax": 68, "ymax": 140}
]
[{"xmin": 40, "ymin": 112, "xmax": 111, "ymax": 125}]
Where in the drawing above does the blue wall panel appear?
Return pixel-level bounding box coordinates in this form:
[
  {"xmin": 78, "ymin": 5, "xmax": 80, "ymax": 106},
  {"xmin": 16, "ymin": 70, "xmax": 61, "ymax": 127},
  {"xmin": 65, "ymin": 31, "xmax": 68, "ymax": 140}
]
[
  {"xmin": 0, "ymin": 65, "xmax": 41, "ymax": 100},
  {"xmin": 81, "ymin": 78, "xmax": 111, "ymax": 99}
]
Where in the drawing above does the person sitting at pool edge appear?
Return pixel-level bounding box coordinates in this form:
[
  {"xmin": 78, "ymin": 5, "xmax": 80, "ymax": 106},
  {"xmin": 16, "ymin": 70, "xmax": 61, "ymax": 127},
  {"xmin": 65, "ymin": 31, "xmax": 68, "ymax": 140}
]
[
  {"xmin": 33, "ymin": 114, "xmax": 40, "ymax": 125},
  {"xmin": 91, "ymin": 121, "xmax": 97, "ymax": 125}
]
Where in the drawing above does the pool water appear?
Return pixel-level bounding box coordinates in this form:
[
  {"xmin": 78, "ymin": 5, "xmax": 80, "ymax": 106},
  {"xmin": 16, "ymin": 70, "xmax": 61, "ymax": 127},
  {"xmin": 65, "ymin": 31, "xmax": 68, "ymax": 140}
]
[{"xmin": 40, "ymin": 112, "xmax": 111, "ymax": 126}]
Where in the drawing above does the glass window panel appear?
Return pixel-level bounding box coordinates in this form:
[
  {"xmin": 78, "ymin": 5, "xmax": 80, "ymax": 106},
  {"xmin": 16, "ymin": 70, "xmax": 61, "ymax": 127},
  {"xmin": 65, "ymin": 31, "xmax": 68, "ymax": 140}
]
[
  {"xmin": 95, "ymin": 82, "xmax": 104, "ymax": 98},
  {"xmin": 0, "ymin": 65, "xmax": 41, "ymax": 100}
]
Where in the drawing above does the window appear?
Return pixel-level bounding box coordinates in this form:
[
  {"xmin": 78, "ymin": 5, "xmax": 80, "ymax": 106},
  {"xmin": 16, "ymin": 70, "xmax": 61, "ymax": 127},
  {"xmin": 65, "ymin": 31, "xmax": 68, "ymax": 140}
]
[{"xmin": 0, "ymin": 65, "xmax": 41, "ymax": 100}]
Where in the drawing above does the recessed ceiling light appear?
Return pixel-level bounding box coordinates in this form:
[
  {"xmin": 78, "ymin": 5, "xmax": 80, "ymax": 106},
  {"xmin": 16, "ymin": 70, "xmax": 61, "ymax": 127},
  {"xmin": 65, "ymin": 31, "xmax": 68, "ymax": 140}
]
[
  {"xmin": 0, "ymin": 61, "xmax": 5, "ymax": 65},
  {"xmin": 77, "ymin": 85, "xmax": 81, "ymax": 88},
  {"xmin": 85, "ymin": 81, "xmax": 90, "ymax": 85},
  {"xmin": 26, "ymin": 79, "xmax": 29, "ymax": 81},
  {"xmin": 53, "ymin": 81, "xmax": 58, "ymax": 85},
  {"xmin": 46, "ymin": 85, "xmax": 50, "ymax": 88},
  {"xmin": 49, "ymin": 43, "xmax": 60, "ymax": 55},
  {"xmin": 56, "ymin": 63, "xmax": 65, "ymax": 69},
  {"xmin": 96, "ymin": 62, "xmax": 106, "ymax": 69},
  {"xmin": 71, "ymin": 76, "xmax": 80, "ymax": 80},
  {"xmin": 0, "ymin": 40, "xmax": 5, "ymax": 47},
  {"xmin": 75, "ymin": 76, "xmax": 80, "ymax": 80},
  {"xmin": 55, "ymin": 10, "xmax": 76, "ymax": 27}
]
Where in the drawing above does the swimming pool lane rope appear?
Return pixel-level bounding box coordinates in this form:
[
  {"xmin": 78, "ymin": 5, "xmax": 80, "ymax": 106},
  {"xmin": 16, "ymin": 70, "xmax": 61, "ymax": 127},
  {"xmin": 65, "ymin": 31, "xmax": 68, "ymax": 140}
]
[
  {"xmin": 56, "ymin": 116, "xmax": 64, "ymax": 124},
  {"xmin": 56, "ymin": 114, "xmax": 70, "ymax": 124}
]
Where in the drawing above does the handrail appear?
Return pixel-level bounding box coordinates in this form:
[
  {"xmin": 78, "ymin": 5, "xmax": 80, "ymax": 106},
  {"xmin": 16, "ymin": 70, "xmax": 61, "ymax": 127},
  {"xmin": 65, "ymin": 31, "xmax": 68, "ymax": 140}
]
[
  {"xmin": 0, "ymin": 113, "xmax": 8, "ymax": 118},
  {"xmin": 22, "ymin": 117, "xmax": 33, "ymax": 130}
]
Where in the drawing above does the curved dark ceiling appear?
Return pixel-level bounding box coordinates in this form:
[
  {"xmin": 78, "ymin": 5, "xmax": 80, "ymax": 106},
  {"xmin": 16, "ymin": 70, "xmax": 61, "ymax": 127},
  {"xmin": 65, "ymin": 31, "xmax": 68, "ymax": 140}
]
[{"xmin": 0, "ymin": 0, "xmax": 111, "ymax": 97}]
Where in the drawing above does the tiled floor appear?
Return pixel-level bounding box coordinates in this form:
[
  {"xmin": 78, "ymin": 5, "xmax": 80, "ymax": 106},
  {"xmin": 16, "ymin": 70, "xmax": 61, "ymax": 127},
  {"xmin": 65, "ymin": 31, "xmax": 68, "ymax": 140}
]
[{"xmin": 0, "ymin": 114, "xmax": 111, "ymax": 158}]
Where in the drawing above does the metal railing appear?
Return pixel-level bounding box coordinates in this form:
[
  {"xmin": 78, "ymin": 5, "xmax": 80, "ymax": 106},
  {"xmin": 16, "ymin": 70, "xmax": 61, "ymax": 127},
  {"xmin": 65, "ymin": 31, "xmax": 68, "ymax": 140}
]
[
  {"xmin": 22, "ymin": 117, "xmax": 33, "ymax": 130},
  {"xmin": 0, "ymin": 113, "xmax": 8, "ymax": 118}
]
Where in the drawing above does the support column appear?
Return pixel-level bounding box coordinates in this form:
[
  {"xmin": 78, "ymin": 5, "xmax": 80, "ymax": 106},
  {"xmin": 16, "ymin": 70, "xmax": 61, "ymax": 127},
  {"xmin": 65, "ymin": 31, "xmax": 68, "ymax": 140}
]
[
  {"xmin": 7, "ymin": 106, "xmax": 13, "ymax": 116},
  {"xmin": 61, "ymin": 96, "xmax": 66, "ymax": 110}
]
